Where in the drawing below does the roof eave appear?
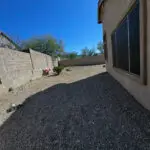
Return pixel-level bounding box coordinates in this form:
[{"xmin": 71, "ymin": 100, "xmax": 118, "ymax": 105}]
[
  {"xmin": 98, "ymin": 0, "xmax": 105, "ymax": 24},
  {"xmin": 0, "ymin": 32, "xmax": 21, "ymax": 50}
]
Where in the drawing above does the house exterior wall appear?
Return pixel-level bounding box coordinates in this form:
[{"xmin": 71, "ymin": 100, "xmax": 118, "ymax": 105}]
[
  {"xmin": 101, "ymin": 0, "xmax": 150, "ymax": 110},
  {"xmin": 0, "ymin": 34, "xmax": 17, "ymax": 50}
]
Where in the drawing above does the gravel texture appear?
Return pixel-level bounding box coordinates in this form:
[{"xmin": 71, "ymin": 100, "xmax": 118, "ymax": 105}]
[{"xmin": 0, "ymin": 65, "xmax": 150, "ymax": 150}]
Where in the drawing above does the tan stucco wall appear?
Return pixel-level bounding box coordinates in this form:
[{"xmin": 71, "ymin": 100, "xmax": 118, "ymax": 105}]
[{"xmin": 102, "ymin": 0, "xmax": 150, "ymax": 110}]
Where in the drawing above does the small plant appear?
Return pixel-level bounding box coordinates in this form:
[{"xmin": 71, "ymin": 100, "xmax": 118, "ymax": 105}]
[
  {"xmin": 53, "ymin": 66, "xmax": 64, "ymax": 75},
  {"xmin": 8, "ymin": 87, "xmax": 13, "ymax": 92},
  {"xmin": 6, "ymin": 103, "xmax": 24, "ymax": 113},
  {"xmin": 43, "ymin": 68, "xmax": 51, "ymax": 76},
  {"xmin": 66, "ymin": 68, "xmax": 72, "ymax": 72},
  {"xmin": 103, "ymin": 65, "xmax": 106, "ymax": 68}
]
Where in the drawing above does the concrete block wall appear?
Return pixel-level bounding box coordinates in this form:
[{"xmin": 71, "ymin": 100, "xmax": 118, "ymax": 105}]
[
  {"xmin": 53, "ymin": 57, "xmax": 59, "ymax": 67},
  {"xmin": 0, "ymin": 48, "xmax": 33, "ymax": 90},
  {"xmin": 29, "ymin": 49, "xmax": 48, "ymax": 80},
  {"xmin": 29, "ymin": 49, "xmax": 55, "ymax": 79},
  {"xmin": 59, "ymin": 55, "xmax": 105, "ymax": 67},
  {"xmin": 46, "ymin": 54, "xmax": 54, "ymax": 69},
  {"xmin": 0, "ymin": 48, "xmax": 55, "ymax": 94}
]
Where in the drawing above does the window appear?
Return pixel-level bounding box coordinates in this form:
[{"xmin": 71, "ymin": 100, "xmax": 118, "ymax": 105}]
[
  {"xmin": 111, "ymin": 32, "xmax": 117, "ymax": 67},
  {"xmin": 103, "ymin": 32, "xmax": 108, "ymax": 61},
  {"xmin": 116, "ymin": 17, "xmax": 129, "ymax": 71},
  {"xmin": 129, "ymin": 2, "xmax": 140, "ymax": 75},
  {"xmin": 112, "ymin": 1, "xmax": 140, "ymax": 76}
]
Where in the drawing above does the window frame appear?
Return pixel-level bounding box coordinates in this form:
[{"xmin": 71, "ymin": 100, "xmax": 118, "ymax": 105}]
[
  {"xmin": 111, "ymin": 0, "xmax": 147, "ymax": 84},
  {"xmin": 103, "ymin": 31, "xmax": 108, "ymax": 61}
]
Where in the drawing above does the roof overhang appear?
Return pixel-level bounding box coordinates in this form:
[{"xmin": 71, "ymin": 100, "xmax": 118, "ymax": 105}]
[
  {"xmin": 0, "ymin": 32, "xmax": 20, "ymax": 50},
  {"xmin": 98, "ymin": 0, "xmax": 105, "ymax": 24}
]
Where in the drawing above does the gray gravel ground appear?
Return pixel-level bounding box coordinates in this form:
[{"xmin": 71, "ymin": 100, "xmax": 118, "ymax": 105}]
[{"xmin": 0, "ymin": 66, "xmax": 150, "ymax": 149}]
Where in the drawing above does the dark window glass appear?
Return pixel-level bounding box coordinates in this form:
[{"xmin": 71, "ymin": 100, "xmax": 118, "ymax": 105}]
[
  {"xmin": 129, "ymin": 2, "xmax": 140, "ymax": 75},
  {"xmin": 111, "ymin": 32, "xmax": 117, "ymax": 67},
  {"xmin": 103, "ymin": 32, "xmax": 108, "ymax": 61},
  {"xmin": 111, "ymin": 1, "xmax": 140, "ymax": 76},
  {"xmin": 116, "ymin": 17, "xmax": 129, "ymax": 71}
]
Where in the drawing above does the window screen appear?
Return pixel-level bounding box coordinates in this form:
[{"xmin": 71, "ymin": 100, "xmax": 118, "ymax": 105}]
[
  {"xmin": 129, "ymin": 2, "xmax": 140, "ymax": 75},
  {"xmin": 111, "ymin": 1, "xmax": 140, "ymax": 76},
  {"xmin": 103, "ymin": 32, "xmax": 108, "ymax": 61},
  {"xmin": 111, "ymin": 32, "xmax": 117, "ymax": 67},
  {"xmin": 116, "ymin": 17, "xmax": 129, "ymax": 72}
]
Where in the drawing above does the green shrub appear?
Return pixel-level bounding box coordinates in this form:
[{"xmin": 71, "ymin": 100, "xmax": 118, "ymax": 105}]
[
  {"xmin": 53, "ymin": 66, "xmax": 64, "ymax": 75},
  {"xmin": 8, "ymin": 87, "xmax": 13, "ymax": 92}
]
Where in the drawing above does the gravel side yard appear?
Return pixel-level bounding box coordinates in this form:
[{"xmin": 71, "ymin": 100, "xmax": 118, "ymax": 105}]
[
  {"xmin": 0, "ymin": 65, "xmax": 106, "ymax": 126},
  {"xmin": 0, "ymin": 65, "xmax": 150, "ymax": 149}
]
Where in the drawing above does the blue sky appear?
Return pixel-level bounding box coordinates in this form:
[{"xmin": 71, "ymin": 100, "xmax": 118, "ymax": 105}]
[{"xmin": 1, "ymin": 0, "xmax": 103, "ymax": 53}]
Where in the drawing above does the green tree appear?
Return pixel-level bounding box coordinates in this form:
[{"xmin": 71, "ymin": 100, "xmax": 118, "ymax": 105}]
[
  {"xmin": 22, "ymin": 35, "xmax": 64, "ymax": 56},
  {"xmin": 81, "ymin": 47, "xmax": 90, "ymax": 57},
  {"xmin": 57, "ymin": 40, "xmax": 64, "ymax": 55},
  {"xmin": 81, "ymin": 47, "xmax": 97, "ymax": 57},
  {"xmin": 87, "ymin": 48, "xmax": 96, "ymax": 56},
  {"xmin": 97, "ymin": 41, "xmax": 104, "ymax": 54},
  {"xmin": 67, "ymin": 52, "xmax": 78, "ymax": 60}
]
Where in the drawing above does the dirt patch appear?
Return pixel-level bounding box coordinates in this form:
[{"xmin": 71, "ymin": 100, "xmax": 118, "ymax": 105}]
[{"xmin": 0, "ymin": 65, "xmax": 106, "ymax": 125}]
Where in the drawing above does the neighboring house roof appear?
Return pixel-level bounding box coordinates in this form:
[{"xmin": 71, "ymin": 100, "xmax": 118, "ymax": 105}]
[
  {"xmin": 98, "ymin": 0, "xmax": 106, "ymax": 23},
  {"xmin": 22, "ymin": 48, "xmax": 30, "ymax": 53},
  {"xmin": 0, "ymin": 32, "xmax": 20, "ymax": 50}
]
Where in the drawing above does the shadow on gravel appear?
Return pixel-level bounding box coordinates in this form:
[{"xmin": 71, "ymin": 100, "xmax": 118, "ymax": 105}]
[{"xmin": 0, "ymin": 72, "xmax": 150, "ymax": 150}]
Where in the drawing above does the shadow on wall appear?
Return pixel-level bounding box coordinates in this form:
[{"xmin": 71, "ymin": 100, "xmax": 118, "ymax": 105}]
[{"xmin": 0, "ymin": 73, "xmax": 150, "ymax": 149}]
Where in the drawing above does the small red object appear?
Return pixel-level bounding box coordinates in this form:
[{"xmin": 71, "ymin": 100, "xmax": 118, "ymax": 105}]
[{"xmin": 43, "ymin": 68, "xmax": 51, "ymax": 74}]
